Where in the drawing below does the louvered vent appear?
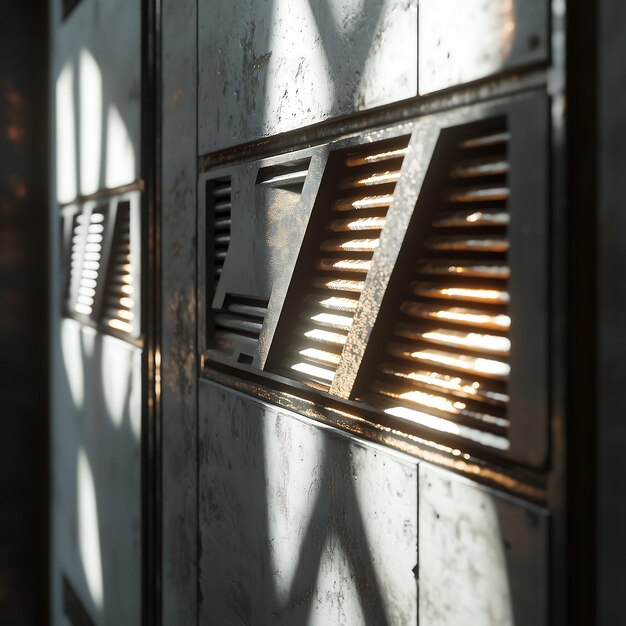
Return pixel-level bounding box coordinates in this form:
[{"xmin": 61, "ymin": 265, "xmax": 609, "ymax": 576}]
[
  {"xmin": 361, "ymin": 122, "xmax": 511, "ymax": 450},
  {"xmin": 69, "ymin": 209, "xmax": 106, "ymax": 317},
  {"xmin": 213, "ymin": 295, "xmax": 269, "ymax": 361},
  {"xmin": 209, "ymin": 177, "xmax": 232, "ymax": 289},
  {"xmin": 281, "ymin": 136, "xmax": 410, "ymax": 390},
  {"xmin": 101, "ymin": 202, "xmax": 135, "ymax": 334}
]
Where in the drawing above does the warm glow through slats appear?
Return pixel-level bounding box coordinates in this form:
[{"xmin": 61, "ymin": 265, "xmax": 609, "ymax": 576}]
[
  {"xmin": 414, "ymin": 284, "xmax": 510, "ymax": 304},
  {"xmin": 333, "ymin": 194, "xmax": 393, "ymax": 212},
  {"xmin": 298, "ymin": 348, "xmax": 341, "ymax": 366},
  {"xmin": 318, "ymin": 296, "xmax": 359, "ymax": 312},
  {"xmin": 291, "ymin": 362, "xmax": 336, "ymax": 381},
  {"xmin": 310, "ymin": 312, "xmax": 353, "ymax": 330}
]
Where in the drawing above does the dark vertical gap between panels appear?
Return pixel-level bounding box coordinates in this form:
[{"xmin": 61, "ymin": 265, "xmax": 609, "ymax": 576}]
[
  {"xmin": 566, "ymin": 0, "xmax": 598, "ymax": 623},
  {"xmin": 141, "ymin": 0, "xmax": 162, "ymax": 622},
  {"xmin": 0, "ymin": 1, "xmax": 49, "ymax": 624},
  {"xmin": 195, "ymin": 1, "xmax": 201, "ymax": 625}
]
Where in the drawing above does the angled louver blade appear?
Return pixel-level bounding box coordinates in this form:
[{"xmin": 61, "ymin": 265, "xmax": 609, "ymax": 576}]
[
  {"xmin": 69, "ymin": 209, "xmax": 106, "ymax": 317},
  {"xmin": 213, "ymin": 295, "xmax": 269, "ymax": 360},
  {"xmin": 210, "ymin": 177, "xmax": 232, "ymax": 289},
  {"xmin": 361, "ymin": 121, "xmax": 511, "ymax": 451},
  {"xmin": 278, "ymin": 136, "xmax": 411, "ymax": 390},
  {"xmin": 101, "ymin": 202, "xmax": 135, "ymax": 335}
]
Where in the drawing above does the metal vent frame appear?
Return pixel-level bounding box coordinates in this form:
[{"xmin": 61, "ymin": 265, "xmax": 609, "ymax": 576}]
[
  {"xmin": 61, "ymin": 190, "xmax": 142, "ymax": 342},
  {"xmin": 198, "ymin": 91, "xmax": 548, "ymax": 469}
]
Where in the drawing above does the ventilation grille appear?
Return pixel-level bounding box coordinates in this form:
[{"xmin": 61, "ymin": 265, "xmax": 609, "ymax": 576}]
[
  {"xmin": 210, "ymin": 177, "xmax": 232, "ymax": 289},
  {"xmin": 213, "ymin": 295, "xmax": 269, "ymax": 360},
  {"xmin": 361, "ymin": 122, "xmax": 511, "ymax": 450},
  {"xmin": 101, "ymin": 202, "xmax": 135, "ymax": 335},
  {"xmin": 283, "ymin": 137, "xmax": 410, "ymax": 390},
  {"xmin": 69, "ymin": 209, "xmax": 106, "ymax": 317}
]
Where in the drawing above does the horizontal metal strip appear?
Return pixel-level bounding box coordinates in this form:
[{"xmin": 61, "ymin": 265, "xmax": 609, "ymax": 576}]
[
  {"xmin": 340, "ymin": 170, "xmax": 401, "ymax": 189},
  {"xmin": 333, "ymin": 194, "xmax": 393, "ymax": 212},
  {"xmin": 400, "ymin": 302, "xmax": 510, "ymax": 331},
  {"xmin": 311, "ymin": 277, "xmax": 365, "ymax": 293},
  {"xmin": 432, "ymin": 209, "xmax": 509, "ymax": 228},
  {"xmin": 214, "ymin": 313, "xmax": 263, "ymax": 335},
  {"xmin": 444, "ymin": 186, "xmax": 510, "ymax": 203},
  {"xmin": 412, "ymin": 282, "xmax": 510, "ymax": 304},
  {"xmin": 316, "ymin": 258, "xmax": 372, "ymax": 273},
  {"xmin": 387, "ymin": 343, "xmax": 510, "ymax": 380},
  {"xmin": 450, "ymin": 157, "xmax": 509, "ymax": 179},
  {"xmin": 320, "ymin": 237, "xmax": 379, "ymax": 253},
  {"xmin": 426, "ymin": 235, "xmax": 509, "ymax": 253},
  {"xmin": 371, "ymin": 381, "xmax": 509, "ymax": 429},
  {"xmin": 345, "ymin": 145, "xmax": 409, "ymax": 167},
  {"xmin": 326, "ymin": 216, "xmax": 386, "ymax": 232},
  {"xmin": 394, "ymin": 324, "xmax": 511, "ymax": 356},
  {"xmin": 459, "ymin": 131, "xmax": 510, "ymax": 149},
  {"xmin": 366, "ymin": 396, "xmax": 510, "ymax": 451},
  {"xmin": 416, "ymin": 260, "xmax": 510, "ymax": 279},
  {"xmin": 379, "ymin": 362, "xmax": 509, "ymax": 406}
]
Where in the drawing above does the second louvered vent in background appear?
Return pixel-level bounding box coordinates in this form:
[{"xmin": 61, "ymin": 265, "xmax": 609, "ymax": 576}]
[
  {"xmin": 361, "ymin": 121, "xmax": 512, "ymax": 450},
  {"xmin": 101, "ymin": 202, "xmax": 135, "ymax": 334},
  {"xmin": 210, "ymin": 177, "xmax": 232, "ymax": 289},
  {"xmin": 69, "ymin": 209, "xmax": 106, "ymax": 317},
  {"xmin": 282, "ymin": 136, "xmax": 410, "ymax": 390}
]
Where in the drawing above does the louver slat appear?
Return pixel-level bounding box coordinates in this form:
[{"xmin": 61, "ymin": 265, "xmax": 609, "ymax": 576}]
[
  {"xmin": 210, "ymin": 178, "xmax": 232, "ymax": 287},
  {"xmin": 101, "ymin": 202, "xmax": 135, "ymax": 335},
  {"xmin": 362, "ymin": 122, "xmax": 512, "ymax": 451},
  {"xmin": 284, "ymin": 137, "xmax": 410, "ymax": 390},
  {"xmin": 214, "ymin": 295, "xmax": 269, "ymax": 357},
  {"xmin": 69, "ymin": 210, "xmax": 106, "ymax": 317}
]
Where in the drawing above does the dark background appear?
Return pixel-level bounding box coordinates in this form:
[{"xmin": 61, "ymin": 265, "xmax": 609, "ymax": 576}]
[{"xmin": 0, "ymin": 1, "xmax": 49, "ymax": 624}]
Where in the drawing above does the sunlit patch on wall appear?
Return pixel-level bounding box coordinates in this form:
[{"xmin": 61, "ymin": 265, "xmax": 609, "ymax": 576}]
[
  {"xmin": 55, "ymin": 63, "xmax": 77, "ymax": 203},
  {"xmin": 263, "ymin": 415, "xmax": 323, "ymax": 604},
  {"xmin": 61, "ymin": 321, "xmax": 85, "ymax": 409},
  {"xmin": 78, "ymin": 449, "xmax": 103, "ymax": 610},
  {"xmin": 79, "ymin": 49, "xmax": 103, "ymax": 196},
  {"xmin": 106, "ymin": 105, "xmax": 136, "ymax": 189}
]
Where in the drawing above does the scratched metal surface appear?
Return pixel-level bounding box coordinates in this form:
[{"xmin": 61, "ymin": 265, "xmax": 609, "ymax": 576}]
[
  {"xmin": 49, "ymin": 0, "xmax": 143, "ymax": 623},
  {"xmin": 197, "ymin": 0, "xmax": 418, "ymax": 154},
  {"xmin": 51, "ymin": 0, "xmax": 141, "ymax": 203},
  {"xmin": 419, "ymin": 465, "xmax": 548, "ymax": 626},
  {"xmin": 419, "ymin": 0, "xmax": 549, "ymax": 94},
  {"xmin": 161, "ymin": 0, "xmax": 199, "ymax": 623},
  {"xmin": 198, "ymin": 380, "xmax": 418, "ymax": 625},
  {"xmin": 50, "ymin": 320, "xmax": 142, "ymax": 625}
]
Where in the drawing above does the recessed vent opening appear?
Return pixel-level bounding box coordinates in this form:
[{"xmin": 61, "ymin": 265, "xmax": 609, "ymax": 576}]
[
  {"xmin": 360, "ymin": 121, "xmax": 512, "ymax": 450},
  {"xmin": 102, "ymin": 201, "xmax": 135, "ymax": 335},
  {"xmin": 209, "ymin": 177, "xmax": 232, "ymax": 290},
  {"xmin": 213, "ymin": 294, "xmax": 269, "ymax": 358},
  {"xmin": 69, "ymin": 209, "xmax": 106, "ymax": 318},
  {"xmin": 283, "ymin": 136, "xmax": 411, "ymax": 391},
  {"xmin": 256, "ymin": 157, "xmax": 311, "ymax": 192}
]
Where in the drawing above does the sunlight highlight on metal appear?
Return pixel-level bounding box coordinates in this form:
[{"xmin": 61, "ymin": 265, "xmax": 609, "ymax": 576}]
[
  {"xmin": 298, "ymin": 348, "xmax": 341, "ymax": 366},
  {"xmin": 304, "ymin": 328, "xmax": 348, "ymax": 345},
  {"xmin": 310, "ymin": 312, "xmax": 353, "ymax": 330},
  {"xmin": 409, "ymin": 349, "xmax": 511, "ymax": 379},
  {"xmin": 420, "ymin": 329, "xmax": 511, "ymax": 354},
  {"xmin": 318, "ymin": 296, "xmax": 359, "ymax": 312},
  {"xmin": 291, "ymin": 361, "xmax": 336, "ymax": 381}
]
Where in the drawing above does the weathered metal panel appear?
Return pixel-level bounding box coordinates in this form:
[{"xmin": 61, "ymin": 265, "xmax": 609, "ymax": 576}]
[
  {"xmin": 197, "ymin": 0, "xmax": 418, "ymax": 154},
  {"xmin": 160, "ymin": 0, "xmax": 199, "ymax": 623},
  {"xmin": 51, "ymin": 320, "xmax": 142, "ymax": 625},
  {"xmin": 419, "ymin": 465, "xmax": 548, "ymax": 626},
  {"xmin": 598, "ymin": 0, "xmax": 626, "ymax": 623},
  {"xmin": 419, "ymin": 0, "xmax": 549, "ymax": 94},
  {"xmin": 51, "ymin": 0, "xmax": 141, "ymax": 203},
  {"xmin": 198, "ymin": 380, "xmax": 418, "ymax": 625}
]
